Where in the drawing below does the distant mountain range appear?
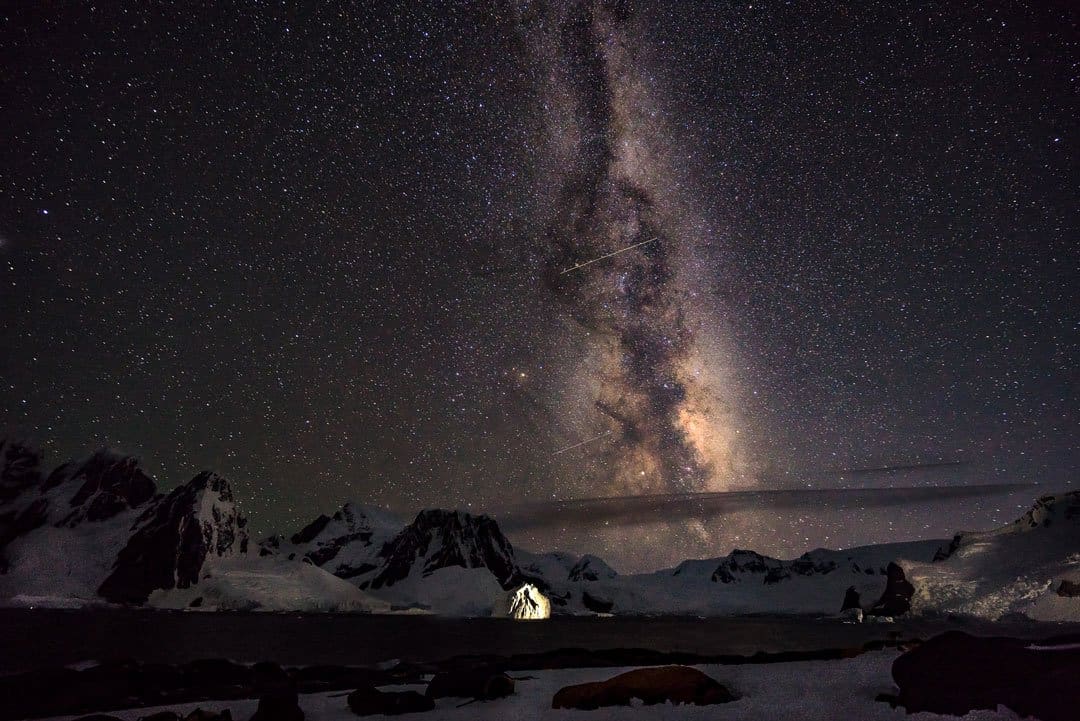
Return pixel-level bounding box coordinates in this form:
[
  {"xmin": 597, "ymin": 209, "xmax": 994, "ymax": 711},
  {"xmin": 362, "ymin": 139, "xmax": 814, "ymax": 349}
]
[{"xmin": 1, "ymin": 440, "xmax": 1077, "ymax": 621}]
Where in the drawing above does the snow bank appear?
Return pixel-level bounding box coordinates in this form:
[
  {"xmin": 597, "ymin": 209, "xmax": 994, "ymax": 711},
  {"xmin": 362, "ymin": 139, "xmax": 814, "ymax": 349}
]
[{"xmin": 148, "ymin": 557, "xmax": 391, "ymax": 613}]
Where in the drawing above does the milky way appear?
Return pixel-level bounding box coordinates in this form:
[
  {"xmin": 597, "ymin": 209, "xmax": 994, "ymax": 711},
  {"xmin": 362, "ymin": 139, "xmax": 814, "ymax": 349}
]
[
  {"xmin": 1, "ymin": 1, "xmax": 1075, "ymax": 571},
  {"xmin": 523, "ymin": 0, "xmax": 745, "ymax": 509}
]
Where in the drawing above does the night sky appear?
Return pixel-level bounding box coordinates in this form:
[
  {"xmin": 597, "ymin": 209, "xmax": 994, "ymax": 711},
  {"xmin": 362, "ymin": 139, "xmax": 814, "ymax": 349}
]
[{"xmin": 2, "ymin": 2, "xmax": 1076, "ymax": 570}]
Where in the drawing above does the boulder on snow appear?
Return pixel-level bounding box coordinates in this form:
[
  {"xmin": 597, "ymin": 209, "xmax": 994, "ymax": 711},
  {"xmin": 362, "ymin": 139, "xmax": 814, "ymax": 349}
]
[
  {"xmin": 426, "ymin": 669, "xmax": 514, "ymax": 700},
  {"xmin": 346, "ymin": 685, "xmax": 434, "ymax": 716},
  {"xmin": 891, "ymin": 631, "xmax": 1080, "ymax": 721},
  {"xmin": 493, "ymin": 582, "xmax": 550, "ymax": 619},
  {"xmin": 184, "ymin": 710, "xmax": 232, "ymax": 721},
  {"xmin": 551, "ymin": 666, "xmax": 735, "ymax": 710},
  {"xmin": 249, "ymin": 662, "xmax": 303, "ymax": 721}
]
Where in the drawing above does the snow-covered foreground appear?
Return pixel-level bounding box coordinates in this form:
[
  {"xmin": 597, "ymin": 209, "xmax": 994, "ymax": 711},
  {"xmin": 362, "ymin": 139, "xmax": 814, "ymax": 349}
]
[{"xmin": 43, "ymin": 652, "xmax": 1025, "ymax": 721}]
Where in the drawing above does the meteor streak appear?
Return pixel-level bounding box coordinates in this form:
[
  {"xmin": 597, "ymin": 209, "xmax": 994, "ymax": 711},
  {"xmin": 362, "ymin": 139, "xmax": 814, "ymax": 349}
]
[
  {"xmin": 558, "ymin": 238, "xmax": 659, "ymax": 275},
  {"xmin": 553, "ymin": 430, "xmax": 613, "ymax": 455}
]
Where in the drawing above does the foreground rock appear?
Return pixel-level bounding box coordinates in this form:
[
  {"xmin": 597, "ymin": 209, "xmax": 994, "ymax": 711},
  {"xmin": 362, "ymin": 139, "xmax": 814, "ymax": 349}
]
[
  {"xmin": 552, "ymin": 666, "xmax": 736, "ymax": 710},
  {"xmin": 347, "ymin": 686, "xmax": 434, "ymax": 716},
  {"xmin": 891, "ymin": 631, "xmax": 1080, "ymax": 721},
  {"xmin": 426, "ymin": 669, "xmax": 515, "ymax": 700},
  {"xmin": 249, "ymin": 662, "xmax": 303, "ymax": 721}
]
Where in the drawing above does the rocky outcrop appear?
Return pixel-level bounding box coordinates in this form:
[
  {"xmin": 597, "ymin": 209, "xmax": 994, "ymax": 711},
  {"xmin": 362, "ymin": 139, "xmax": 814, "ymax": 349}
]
[
  {"xmin": 258, "ymin": 503, "xmax": 399, "ymax": 579},
  {"xmin": 249, "ymin": 662, "xmax": 303, "ymax": 721},
  {"xmin": 47, "ymin": 451, "xmax": 156, "ymax": 527},
  {"xmin": 568, "ymin": 554, "xmax": 617, "ymax": 582},
  {"xmin": 869, "ymin": 562, "xmax": 914, "ymax": 616},
  {"xmin": 891, "ymin": 631, "xmax": 1080, "ymax": 721},
  {"xmin": 0, "ymin": 447, "xmax": 158, "ymax": 577},
  {"xmin": 426, "ymin": 669, "xmax": 515, "ymax": 700},
  {"xmin": 552, "ymin": 666, "xmax": 735, "ymax": 709},
  {"xmin": 347, "ymin": 686, "xmax": 433, "ymax": 716},
  {"xmin": 98, "ymin": 472, "xmax": 247, "ymax": 604},
  {"xmin": 841, "ymin": 585, "xmax": 862, "ymax": 612},
  {"xmin": 581, "ymin": 590, "xmax": 614, "ymax": 613},
  {"xmin": 363, "ymin": 509, "xmax": 518, "ymax": 590}
]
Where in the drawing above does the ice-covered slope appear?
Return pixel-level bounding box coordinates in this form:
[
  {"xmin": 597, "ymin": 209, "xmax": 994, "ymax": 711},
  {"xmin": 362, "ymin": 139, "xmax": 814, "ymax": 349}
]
[
  {"xmin": 148, "ymin": 556, "xmax": 391, "ymax": 613},
  {"xmin": 903, "ymin": 491, "xmax": 1080, "ymax": 621}
]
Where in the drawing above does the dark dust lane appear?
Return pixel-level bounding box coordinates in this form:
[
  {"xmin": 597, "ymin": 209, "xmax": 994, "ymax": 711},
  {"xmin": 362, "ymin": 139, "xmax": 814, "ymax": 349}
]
[{"xmin": 1, "ymin": 610, "xmax": 1074, "ymax": 675}]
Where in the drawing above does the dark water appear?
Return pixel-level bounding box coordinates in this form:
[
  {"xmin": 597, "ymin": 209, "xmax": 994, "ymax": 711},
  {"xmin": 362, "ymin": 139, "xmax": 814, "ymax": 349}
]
[{"xmin": 0, "ymin": 610, "xmax": 1073, "ymax": 675}]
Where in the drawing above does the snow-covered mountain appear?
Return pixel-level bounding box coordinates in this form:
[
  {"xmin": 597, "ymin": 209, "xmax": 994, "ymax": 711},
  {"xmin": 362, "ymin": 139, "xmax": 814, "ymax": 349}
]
[
  {"xmin": 259, "ymin": 507, "xmax": 525, "ymax": 614},
  {"xmin": 258, "ymin": 501, "xmax": 401, "ymax": 579},
  {"xmin": 98, "ymin": 470, "xmax": 249, "ymax": 604},
  {"xmin": 0, "ymin": 445, "xmax": 163, "ymax": 601},
  {"xmin": 0, "ymin": 445, "xmax": 390, "ymax": 613},
  {"xmin": 3, "ymin": 441, "xmax": 1077, "ymax": 620},
  {"xmin": 527, "ymin": 541, "xmax": 944, "ymax": 616},
  {"xmin": 901, "ymin": 491, "xmax": 1080, "ymax": 622}
]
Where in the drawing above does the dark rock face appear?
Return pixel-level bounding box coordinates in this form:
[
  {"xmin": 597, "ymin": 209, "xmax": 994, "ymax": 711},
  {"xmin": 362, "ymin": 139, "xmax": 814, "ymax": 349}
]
[
  {"xmin": 581, "ymin": 590, "xmax": 614, "ymax": 613},
  {"xmin": 841, "ymin": 585, "xmax": 862, "ymax": 612},
  {"xmin": 53, "ymin": 451, "xmax": 157, "ymax": 527},
  {"xmin": 891, "ymin": 631, "xmax": 1080, "ymax": 721},
  {"xmin": 347, "ymin": 686, "xmax": 434, "ymax": 716},
  {"xmin": 709, "ymin": 549, "xmax": 839, "ymax": 585},
  {"xmin": 364, "ymin": 509, "xmax": 518, "ymax": 590},
  {"xmin": 710, "ymin": 565, "xmax": 736, "ymax": 583},
  {"xmin": 0, "ymin": 440, "xmax": 42, "ymax": 502},
  {"xmin": 98, "ymin": 472, "xmax": 248, "ymax": 604},
  {"xmin": 1, "ymin": 445, "xmax": 158, "ymax": 573},
  {"xmin": 0, "ymin": 441, "xmax": 48, "ymax": 571},
  {"xmin": 291, "ymin": 515, "xmax": 331, "ymax": 545},
  {"xmin": 724, "ymin": 549, "xmax": 770, "ymax": 573},
  {"xmin": 932, "ymin": 534, "xmax": 962, "ymax": 561},
  {"xmin": 868, "ymin": 562, "xmax": 914, "ymax": 616},
  {"xmin": 0, "ymin": 497, "xmax": 47, "ymax": 573},
  {"xmin": 249, "ymin": 662, "xmax": 304, "ymax": 721},
  {"xmin": 1057, "ymin": 579, "xmax": 1080, "ymax": 597},
  {"xmin": 552, "ymin": 666, "xmax": 735, "ymax": 710},
  {"xmin": 260, "ymin": 504, "xmax": 398, "ymax": 580}
]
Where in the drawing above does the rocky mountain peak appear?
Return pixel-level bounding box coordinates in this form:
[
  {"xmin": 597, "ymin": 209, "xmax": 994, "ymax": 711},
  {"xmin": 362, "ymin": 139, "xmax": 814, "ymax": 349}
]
[
  {"xmin": 363, "ymin": 508, "xmax": 518, "ymax": 591},
  {"xmin": 46, "ymin": 450, "xmax": 158, "ymax": 527},
  {"xmin": 97, "ymin": 470, "xmax": 248, "ymax": 604}
]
